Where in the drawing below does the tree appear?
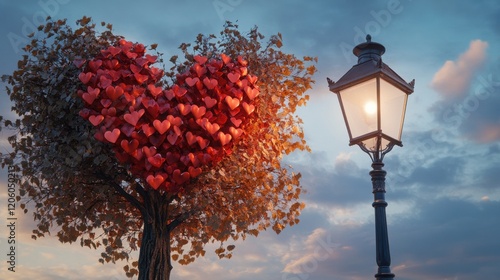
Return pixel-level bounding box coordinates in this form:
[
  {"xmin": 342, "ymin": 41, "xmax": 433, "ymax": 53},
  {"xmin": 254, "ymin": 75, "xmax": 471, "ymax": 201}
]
[{"xmin": 0, "ymin": 16, "xmax": 316, "ymax": 279}]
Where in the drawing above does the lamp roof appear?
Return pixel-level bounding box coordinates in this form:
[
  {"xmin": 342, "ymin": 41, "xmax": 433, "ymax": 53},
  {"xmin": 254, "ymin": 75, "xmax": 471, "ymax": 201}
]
[{"xmin": 328, "ymin": 35, "xmax": 415, "ymax": 94}]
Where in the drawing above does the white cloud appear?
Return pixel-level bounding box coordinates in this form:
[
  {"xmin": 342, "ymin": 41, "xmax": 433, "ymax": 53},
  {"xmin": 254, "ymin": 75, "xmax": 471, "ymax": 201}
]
[
  {"xmin": 281, "ymin": 228, "xmax": 341, "ymax": 274},
  {"xmin": 0, "ymin": 263, "xmax": 124, "ymax": 280},
  {"xmin": 431, "ymin": 40, "xmax": 488, "ymax": 99},
  {"xmin": 306, "ymin": 202, "xmax": 372, "ymax": 226}
]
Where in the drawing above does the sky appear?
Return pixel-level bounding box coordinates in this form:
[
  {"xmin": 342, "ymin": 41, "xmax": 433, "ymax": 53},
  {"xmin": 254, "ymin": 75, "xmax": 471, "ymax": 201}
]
[{"xmin": 0, "ymin": 0, "xmax": 499, "ymax": 279}]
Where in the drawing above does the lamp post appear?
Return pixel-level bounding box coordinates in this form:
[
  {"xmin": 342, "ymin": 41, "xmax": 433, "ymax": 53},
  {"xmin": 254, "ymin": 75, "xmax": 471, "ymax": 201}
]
[{"xmin": 327, "ymin": 35, "xmax": 414, "ymax": 280}]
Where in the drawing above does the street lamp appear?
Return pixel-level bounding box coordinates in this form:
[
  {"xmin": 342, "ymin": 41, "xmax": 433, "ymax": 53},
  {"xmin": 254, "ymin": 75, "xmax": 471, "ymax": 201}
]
[{"xmin": 327, "ymin": 35, "xmax": 414, "ymax": 280}]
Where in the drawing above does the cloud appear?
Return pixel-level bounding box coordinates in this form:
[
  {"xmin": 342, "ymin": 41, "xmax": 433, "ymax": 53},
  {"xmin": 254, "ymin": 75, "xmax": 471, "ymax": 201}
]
[
  {"xmin": 281, "ymin": 228, "xmax": 341, "ymax": 274},
  {"xmin": 431, "ymin": 40, "xmax": 488, "ymax": 100},
  {"xmin": 391, "ymin": 199, "xmax": 500, "ymax": 279},
  {"xmin": 428, "ymin": 59, "xmax": 500, "ymax": 144},
  {"xmin": 0, "ymin": 263, "xmax": 124, "ymax": 280},
  {"xmin": 386, "ymin": 129, "xmax": 500, "ymax": 204},
  {"xmin": 465, "ymin": 122, "xmax": 500, "ymax": 143}
]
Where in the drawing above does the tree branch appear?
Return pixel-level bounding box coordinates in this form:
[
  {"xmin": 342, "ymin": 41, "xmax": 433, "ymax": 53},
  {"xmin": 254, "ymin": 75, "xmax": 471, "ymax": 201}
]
[
  {"xmin": 93, "ymin": 171, "xmax": 146, "ymax": 216},
  {"xmin": 167, "ymin": 209, "xmax": 198, "ymax": 232},
  {"xmin": 109, "ymin": 180, "xmax": 146, "ymax": 216},
  {"xmin": 135, "ymin": 181, "xmax": 147, "ymax": 199}
]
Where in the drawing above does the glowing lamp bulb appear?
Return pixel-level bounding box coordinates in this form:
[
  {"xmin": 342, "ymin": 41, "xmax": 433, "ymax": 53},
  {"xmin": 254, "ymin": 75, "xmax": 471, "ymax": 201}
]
[{"xmin": 364, "ymin": 101, "xmax": 377, "ymax": 115}]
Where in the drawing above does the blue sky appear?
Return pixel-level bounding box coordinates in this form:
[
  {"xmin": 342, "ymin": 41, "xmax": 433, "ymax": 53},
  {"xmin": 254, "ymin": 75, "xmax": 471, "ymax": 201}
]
[{"xmin": 1, "ymin": 0, "xmax": 500, "ymax": 279}]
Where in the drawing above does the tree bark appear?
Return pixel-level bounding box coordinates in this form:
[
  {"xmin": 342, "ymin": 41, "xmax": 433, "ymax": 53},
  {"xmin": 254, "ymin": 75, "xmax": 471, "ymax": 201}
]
[{"xmin": 138, "ymin": 190, "xmax": 173, "ymax": 280}]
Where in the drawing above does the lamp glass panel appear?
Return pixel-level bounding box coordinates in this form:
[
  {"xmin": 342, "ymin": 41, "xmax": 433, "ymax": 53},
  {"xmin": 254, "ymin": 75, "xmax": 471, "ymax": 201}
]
[
  {"xmin": 361, "ymin": 136, "xmax": 391, "ymax": 152},
  {"xmin": 380, "ymin": 79, "xmax": 408, "ymax": 141},
  {"xmin": 338, "ymin": 78, "xmax": 378, "ymax": 141}
]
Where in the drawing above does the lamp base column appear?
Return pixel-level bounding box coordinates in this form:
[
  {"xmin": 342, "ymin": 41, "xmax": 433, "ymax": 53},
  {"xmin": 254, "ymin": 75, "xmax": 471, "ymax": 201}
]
[{"xmin": 370, "ymin": 161, "xmax": 395, "ymax": 280}]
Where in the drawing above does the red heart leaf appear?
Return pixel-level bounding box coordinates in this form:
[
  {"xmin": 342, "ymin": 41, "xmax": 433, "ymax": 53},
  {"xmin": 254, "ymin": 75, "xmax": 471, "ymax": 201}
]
[
  {"xmin": 242, "ymin": 102, "xmax": 255, "ymax": 115},
  {"xmin": 79, "ymin": 41, "xmax": 260, "ymax": 192},
  {"xmin": 145, "ymin": 103, "xmax": 160, "ymax": 118},
  {"xmin": 89, "ymin": 115, "xmax": 104, "ymax": 126},
  {"xmin": 185, "ymin": 77, "xmax": 199, "ymax": 87},
  {"xmin": 142, "ymin": 146, "xmax": 157, "ymax": 158},
  {"xmin": 227, "ymin": 72, "xmax": 240, "ymax": 83},
  {"xmin": 193, "ymin": 63, "xmax": 206, "ymax": 77},
  {"xmin": 178, "ymin": 104, "xmax": 192, "ymax": 116},
  {"xmin": 204, "ymin": 122, "xmax": 220, "ymax": 135},
  {"xmin": 104, "ymin": 107, "xmax": 117, "ymax": 116},
  {"xmin": 166, "ymin": 115, "xmax": 183, "ymax": 127},
  {"xmin": 167, "ymin": 132, "xmax": 178, "ymax": 145},
  {"xmin": 121, "ymin": 139, "xmax": 139, "ymax": 154},
  {"xmin": 100, "ymin": 99, "xmax": 112, "ymax": 108},
  {"xmin": 145, "ymin": 54, "xmax": 157, "ymax": 63},
  {"xmin": 130, "ymin": 64, "xmax": 142, "ymax": 74},
  {"xmin": 125, "ymin": 50, "xmax": 138, "ymax": 59},
  {"xmin": 103, "ymin": 116, "xmax": 116, "ymax": 128},
  {"xmin": 124, "ymin": 109, "xmax": 144, "ymax": 126},
  {"xmin": 148, "ymin": 154, "xmax": 165, "ymax": 168},
  {"xmin": 153, "ymin": 119, "xmax": 171, "ymax": 135},
  {"xmin": 239, "ymin": 67, "xmax": 248, "ymax": 76},
  {"xmin": 108, "ymin": 70, "xmax": 121, "ymax": 81},
  {"xmin": 147, "ymin": 84, "xmax": 163, "ymax": 97},
  {"xmin": 149, "ymin": 133, "xmax": 166, "ymax": 146},
  {"xmin": 229, "ymin": 127, "xmax": 243, "ymax": 139},
  {"xmin": 229, "ymin": 107, "xmax": 241, "ymax": 116},
  {"xmin": 99, "ymin": 75, "xmax": 112, "ymax": 88},
  {"xmin": 190, "ymin": 105, "xmax": 206, "ymax": 119},
  {"xmin": 196, "ymin": 136, "xmax": 209, "ymax": 150},
  {"xmin": 131, "ymin": 148, "xmax": 143, "ymax": 161},
  {"xmin": 142, "ymin": 124, "xmax": 156, "ymax": 137},
  {"xmin": 147, "ymin": 174, "xmax": 165, "ymax": 190},
  {"xmin": 230, "ymin": 117, "xmax": 242, "ymax": 127},
  {"xmin": 186, "ymin": 131, "xmax": 197, "ymax": 146},
  {"xmin": 218, "ymin": 132, "xmax": 232, "ymax": 146},
  {"xmin": 244, "ymin": 86, "xmax": 260, "ymax": 100},
  {"xmin": 79, "ymin": 108, "xmax": 90, "ymax": 119},
  {"xmin": 88, "ymin": 60, "xmax": 102, "ymax": 72},
  {"xmin": 73, "ymin": 58, "xmax": 87, "ymax": 69},
  {"xmin": 173, "ymin": 169, "xmax": 190, "ymax": 185},
  {"xmin": 134, "ymin": 73, "xmax": 149, "ymax": 84},
  {"xmin": 172, "ymin": 85, "xmax": 187, "ymax": 98},
  {"xmin": 194, "ymin": 55, "xmax": 208, "ymax": 65},
  {"xmin": 164, "ymin": 89, "xmax": 175, "ymax": 100},
  {"xmin": 188, "ymin": 166, "xmax": 202, "ymax": 177},
  {"xmin": 188, "ymin": 153, "xmax": 200, "ymax": 166},
  {"xmin": 79, "ymin": 72, "xmax": 92, "ymax": 84},
  {"xmin": 120, "ymin": 123, "xmax": 136, "ymax": 137},
  {"xmin": 237, "ymin": 56, "xmax": 248, "ymax": 66},
  {"xmin": 82, "ymin": 92, "xmax": 97, "ymax": 105},
  {"xmin": 203, "ymin": 96, "xmax": 218, "ymax": 109},
  {"xmin": 203, "ymin": 77, "xmax": 218, "ymax": 90},
  {"xmin": 105, "ymin": 85, "xmax": 124, "ymax": 101},
  {"xmin": 247, "ymin": 74, "xmax": 258, "ymax": 84},
  {"xmin": 221, "ymin": 53, "xmax": 231, "ymax": 65},
  {"xmin": 104, "ymin": 128, "xmax": 120, "ymax": 143},
  {"xmin": 107, "ymin": 46, "xmax": 121, "ymax": 56},
  {"xmin": 225, "ymin": 96, "xmax": 240, "ymax": 110}
]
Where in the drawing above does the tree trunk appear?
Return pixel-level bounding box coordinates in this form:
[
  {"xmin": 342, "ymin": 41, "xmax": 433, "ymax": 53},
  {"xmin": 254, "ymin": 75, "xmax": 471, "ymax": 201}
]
[{"xmin": 138, "ymin": 190, "xmax": 173, "ymax": 280}]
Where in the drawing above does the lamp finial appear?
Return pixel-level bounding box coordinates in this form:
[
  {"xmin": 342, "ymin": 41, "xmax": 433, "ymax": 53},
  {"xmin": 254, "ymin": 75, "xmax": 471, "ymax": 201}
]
[{"xmin": 353, "ymin": 35, "xmax": 385, "ymax": 64}]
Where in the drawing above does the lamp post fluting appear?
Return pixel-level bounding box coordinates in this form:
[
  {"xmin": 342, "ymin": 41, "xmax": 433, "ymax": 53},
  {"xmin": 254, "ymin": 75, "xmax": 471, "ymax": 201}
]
[
  {"xmin": 371, "ymin": 160, "xmax": 393, "ymax": 279},
  {"xmin": 327, "ymin": 35, "xmax": 414, "ymax": 279}
]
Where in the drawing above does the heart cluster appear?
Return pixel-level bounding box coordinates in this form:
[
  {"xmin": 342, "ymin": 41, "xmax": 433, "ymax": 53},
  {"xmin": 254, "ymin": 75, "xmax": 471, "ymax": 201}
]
[{"xmin": 77, "ymin": 39, "xmax": 259, "ymax": 192}]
